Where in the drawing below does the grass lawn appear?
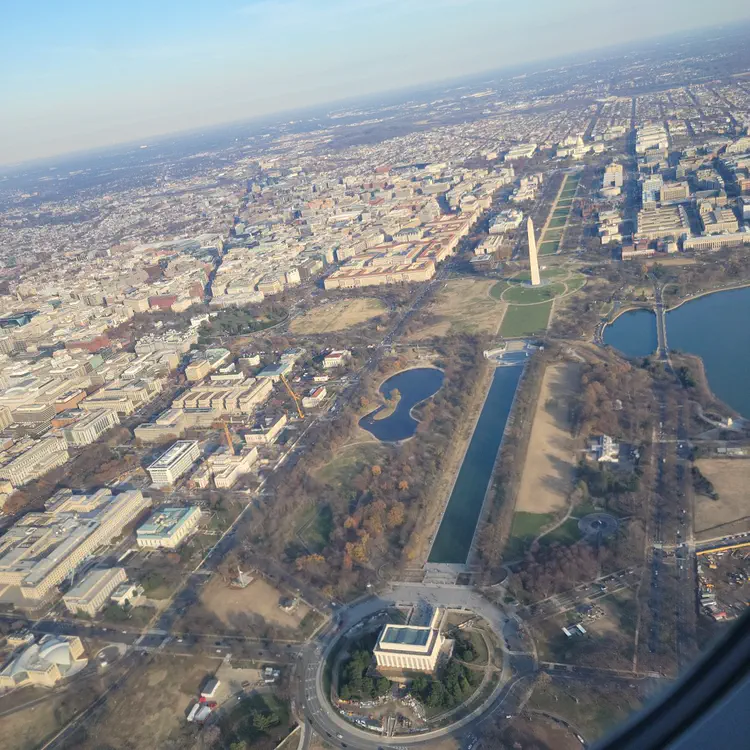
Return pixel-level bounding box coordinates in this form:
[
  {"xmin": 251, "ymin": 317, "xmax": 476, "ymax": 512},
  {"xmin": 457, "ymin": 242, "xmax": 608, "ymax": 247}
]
[
  {"xmin": 503, "ymin": 282, "xmax": 565, "ymax": 304},
  {"xmin": 500, "ymin": 301, "xmax": 552, "ymax": 337},
  {"xmin": 513, "ymin": 268, "xmax": 566, "ymax": 281},
  {"xmin": 542, "ymin": 517, "xmax": 581, "ymax": 545},
  {"xmin": 557, "ymin": 199, "xmax": 573, "ymax": 207},
  {"xmin": 548, "ymin": 216, "xmax": 568, "ymax": 229},
  {"xmin": 543, "ymin": 228, "xmax": 564, "ymax": 240},
  {"xmin": 552, "ymin": 208, "xmax": 570, "ymax": 218},
  {"xmin": 566, "ymin": 276, "xmax": 587, "ymax": 293},
  {"xmin": 539, "ymin": 240, "xmax": 560, "ymax": 255},
  {"xmin": 489, "ymin": 281, "xmax": 508, "ymax": 300},
  {"xmin": 316, "ymin": 442, "xmax": 387, "ymax": 485},
  {"xmin": 512, "ymin": 511, "xmax": 556, "ymax": 538},
  {"xmin": 297, "ymin": 504, "xmax": 334, "ymax": 553}
]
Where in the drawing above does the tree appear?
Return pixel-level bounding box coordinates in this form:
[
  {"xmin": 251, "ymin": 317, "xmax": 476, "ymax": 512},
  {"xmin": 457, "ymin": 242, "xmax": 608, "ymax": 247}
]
[{"xmin": 252, "ymin": 710, "xmax": 279, "ymax": 731}]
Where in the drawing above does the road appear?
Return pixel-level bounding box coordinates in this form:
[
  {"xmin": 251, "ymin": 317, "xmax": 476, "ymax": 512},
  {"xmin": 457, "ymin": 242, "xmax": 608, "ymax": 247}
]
[{"xmin": 294, "ymin": 584, "xmax": 536, "ymax": 750}]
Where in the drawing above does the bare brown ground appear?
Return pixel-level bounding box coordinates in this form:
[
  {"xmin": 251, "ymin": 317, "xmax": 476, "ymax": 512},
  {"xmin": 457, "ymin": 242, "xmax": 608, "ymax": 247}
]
[
  {"xmin": 694, "ymin": 459, "xmax": 750, "ymax": 536},
  {"xmin": 407, "ymin": 278, "xmax": 505, "ymax": 340},
  {"xmin": 516, "ymin": 363, "xmax": 580, "ymax": 514},
  {"xmin": 199, "ymin": 576, "xmax": 310, "ymax": 630},
  {"xmin": 289, "ymin": 298, "xmax": 386, "ymax": 334}
]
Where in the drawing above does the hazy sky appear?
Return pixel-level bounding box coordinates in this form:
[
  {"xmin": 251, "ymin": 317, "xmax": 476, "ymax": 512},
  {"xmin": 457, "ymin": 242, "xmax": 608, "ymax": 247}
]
[{"xmin": 2, "ymin": 0, "xmax": 750, "ymax": 165}]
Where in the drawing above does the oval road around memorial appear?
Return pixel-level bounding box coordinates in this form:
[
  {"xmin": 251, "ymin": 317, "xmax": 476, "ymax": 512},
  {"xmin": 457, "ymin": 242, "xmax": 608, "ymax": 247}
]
[{"xmin": 294, "ymin": 583, "xmax": 538, "ymax": 750}]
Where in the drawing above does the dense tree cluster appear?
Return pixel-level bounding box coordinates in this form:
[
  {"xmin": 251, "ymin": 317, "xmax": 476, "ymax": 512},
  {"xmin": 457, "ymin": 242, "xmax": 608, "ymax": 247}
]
[
  {"xmin": 408, "ymin": 659, "xmax": 479, "ymax": 710},
  {"xmin": 199, "ymin": 303, "xmax": 287, "ymax": 339},
  {"xmin": 338, "ymin": 649, "xmax": 391, "ymax": 701}
]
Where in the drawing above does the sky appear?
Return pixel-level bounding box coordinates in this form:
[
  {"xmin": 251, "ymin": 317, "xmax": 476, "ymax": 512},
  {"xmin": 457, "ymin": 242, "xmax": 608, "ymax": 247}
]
[{"xmin": 2, "ymin": 0, "xmax": 750, "ymax": 166}]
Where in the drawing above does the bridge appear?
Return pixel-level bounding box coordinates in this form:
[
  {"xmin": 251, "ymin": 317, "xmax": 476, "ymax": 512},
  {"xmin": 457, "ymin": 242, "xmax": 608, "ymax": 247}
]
[{"xmin": 654, "ymin": 284, "xmax": 669, "ymax": 360}]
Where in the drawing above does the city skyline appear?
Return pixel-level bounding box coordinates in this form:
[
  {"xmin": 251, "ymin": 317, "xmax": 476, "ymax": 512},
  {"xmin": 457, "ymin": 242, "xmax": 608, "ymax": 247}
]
[{"xmin": 3, "ymin": 0, "xmax": 750, "ymax": 165}]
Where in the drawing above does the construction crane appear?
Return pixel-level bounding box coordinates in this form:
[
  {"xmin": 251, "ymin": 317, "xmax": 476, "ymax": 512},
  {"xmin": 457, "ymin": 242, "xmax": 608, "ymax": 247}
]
[
  {"xmin": 280, "ymin": 373, "xmax": 305, "ymax": 419},
  {"xmin": 221, "ymin": 421, "xmax": 236, "ymax": 456}
]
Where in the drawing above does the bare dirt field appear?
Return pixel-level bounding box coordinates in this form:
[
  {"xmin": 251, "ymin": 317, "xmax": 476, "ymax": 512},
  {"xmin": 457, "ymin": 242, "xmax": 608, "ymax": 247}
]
[
  {"xmin": 407, "ymin": 278, "xmax": 505, "ymax": 340},
  {"xmin": 200, "ymin": 576, "xmax": 311, "ymax": 632},
  {"xmin": 289, "ymin": 298, "xmax": 386, "ymax": 334},
  {"xmin": 75, "ymin": 655, "xmax": 219, "ymax": 750},
  {"xmin": 694, "ymin": 459, "xmax": 750, "ymax": 537},
  {"xmin": 515, "ymin": 362, "xmax": 580, "ymax": 515}
]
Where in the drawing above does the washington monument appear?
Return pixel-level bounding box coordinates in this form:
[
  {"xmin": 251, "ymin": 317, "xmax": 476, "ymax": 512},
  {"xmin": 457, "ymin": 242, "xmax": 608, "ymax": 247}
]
[{"xmin": 527, "ymin": 217, "xmax": 541, "ymax": 286}]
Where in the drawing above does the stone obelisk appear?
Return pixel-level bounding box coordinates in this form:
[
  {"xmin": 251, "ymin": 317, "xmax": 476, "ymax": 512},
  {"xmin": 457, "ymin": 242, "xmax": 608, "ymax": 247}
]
[{"xmin": 527, "ymin": 217, "xmax": 541, "ymax": 286}]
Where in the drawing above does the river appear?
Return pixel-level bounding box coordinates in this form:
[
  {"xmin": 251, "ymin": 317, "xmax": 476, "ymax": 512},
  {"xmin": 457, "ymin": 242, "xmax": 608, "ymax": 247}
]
[
  {"xmin": 428, "ymin": 365, "xmax": 524, "ymax": 565},
  {"xmin": 358, "ymin": 367, "xmax": 445, "ymax": 442},
  {"xmin": 604, "ymin": 286, "xmax": 750, "ymax": 417}
]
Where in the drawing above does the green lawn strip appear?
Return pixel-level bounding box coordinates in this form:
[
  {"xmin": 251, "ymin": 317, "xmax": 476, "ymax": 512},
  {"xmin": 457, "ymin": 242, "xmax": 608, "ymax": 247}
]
[
  {"xmin": 539, "ymin": 241, "xmax": 560, "ymax": 256},
  {"xmin": 541, "ymin": 517, "xmax": 581, "ymax": 545},
  {"xmin": 500, "ymin": 302, "xmax": 552, "ymax": 337},
  {"xmin": 513, "ymin": 268, "xmax": 565, "ymax": 282},
  {"xmin": 297, "ymin": 504, "xmax": 334, "ymax": 552},
  {"xmin": 565, "ymin": 277, "xmax": 587, "ymax": 293},
  {"xmin": 548, "ymin": 217, "xmax": 567, "ymax": 229},
  {"xmin": 511, "ymin": 511, "xmax": 556, "ymax": 539},
  {"xmin": 503, "ymin": 282, "xmax": 565, "ymax": 304},
  {"xmin": 489, "ymin": 281, "xmax": 508, "ymax": 300}
]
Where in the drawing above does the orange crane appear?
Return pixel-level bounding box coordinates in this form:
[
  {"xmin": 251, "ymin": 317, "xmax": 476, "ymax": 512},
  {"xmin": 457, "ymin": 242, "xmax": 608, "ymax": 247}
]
[
  {"xmin": 280, "ymin": 373, "xmax": 305, "ymax": 419},
  {"xmin": 221, "ymin": 421, "xmax": 236, "ymax": 456}
]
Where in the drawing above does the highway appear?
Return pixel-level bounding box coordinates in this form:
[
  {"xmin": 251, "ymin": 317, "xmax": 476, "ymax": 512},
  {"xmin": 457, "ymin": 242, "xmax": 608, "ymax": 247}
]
[{"xmin": 294, "ymin": 584, "xmax": 537, "ymax": 750}]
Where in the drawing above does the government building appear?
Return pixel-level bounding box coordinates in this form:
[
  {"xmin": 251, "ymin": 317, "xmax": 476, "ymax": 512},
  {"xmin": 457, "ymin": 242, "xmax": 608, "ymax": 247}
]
[{"xmin": 373, "ymin": 607, "xmax": 447, "ymax": 673}]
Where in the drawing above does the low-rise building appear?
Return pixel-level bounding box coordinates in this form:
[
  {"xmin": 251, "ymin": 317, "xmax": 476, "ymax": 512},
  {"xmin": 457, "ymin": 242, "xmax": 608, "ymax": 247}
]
[
  {"xmin": 302, "ymin": 386, "xmax": 327, "ymax": 409},
  {"xmin": 323, "ymin": 350, "xmax": 351, "ymax": 369},
  {"xmin": 0, "ymin": 635, "xmax": 87, "ymax": 689},
  {"xmin": 147, "ymin": 440, "xmax": 201, "ymax": 486},
  {"xmin": 243, "ymin": 413, "xmax": 288, "ymax": 445},
  {"xmin": 136, "ymin": 506, "xmax": 201, "ymax": 549},
  {"xmin": 63, "ymin": 567, "xmax": 127, "ymax": 616}
]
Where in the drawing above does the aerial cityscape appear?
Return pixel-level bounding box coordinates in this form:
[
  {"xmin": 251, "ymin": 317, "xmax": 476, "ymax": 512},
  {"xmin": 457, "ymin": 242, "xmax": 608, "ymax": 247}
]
[{"xmin": 3, "ymin": 8, "xmax": 750, "ymax": 750}]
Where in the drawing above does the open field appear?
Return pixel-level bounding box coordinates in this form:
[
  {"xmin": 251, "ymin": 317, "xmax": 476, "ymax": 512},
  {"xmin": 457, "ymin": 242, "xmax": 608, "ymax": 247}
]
[
  {"xmin": 694, "ymin": 459, "xmax": 750, "ymax": 537},
  {"xmin": 548, "ymin": 216, "xmax": 568, "ymax": 228},
  {"xmin": 315, "ymin": 441, "xmax": 389, "ymax": 485},
  {"xmin": 75, "ymin": 655, "xmax": 220, "ymax": 750},
  {"xmin": 503, "ymin": 282, "xmax": 565, "ymax": 305},
  {"xmin": 199, "ymin": 576, "xmax": 311, "ymax": 632},
  {"xmin": 515, "ymin": 363, "xmax": 580, "ymax": 514},
  {"xmin": 297, "ymin": 504, "xmax": 334, "ymax": 552},
  {"xmin": 289, "ymin": 298, "xmax": 386, "ymax": 334},
  {"xmin": 499, "ymin": 302, "xmax": 552, "ymax": 337},
  {"xmin": 540, "ymin": 240, "xmax": 560, "ymax": 255},
  {"xmin": 528, "ymin": 675, "xmax": 646, "ymax": 744},
  {"xmin": 514, "ymin": 267, "xmax": 567, "ymax": 281},
  {"xmin": 408, "ymin": 277, "xmax": 505, "ymax": 339}
]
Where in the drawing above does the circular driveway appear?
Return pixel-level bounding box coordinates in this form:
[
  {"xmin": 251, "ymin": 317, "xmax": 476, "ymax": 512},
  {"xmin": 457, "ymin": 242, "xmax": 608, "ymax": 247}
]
[{"xmin": 294, "ymin": 583, "xmax": 537, "ymax": 750}]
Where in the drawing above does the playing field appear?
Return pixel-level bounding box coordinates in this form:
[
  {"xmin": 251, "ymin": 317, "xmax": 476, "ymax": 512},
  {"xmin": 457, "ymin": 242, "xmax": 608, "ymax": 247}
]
[
  {"xmin": 409, "ymin": 277, "xmax": 505, "ymax": 339},
  {"xmin": 694, "ymin": 459, "xmax": 750, "ymax": 538},
  {"xmin": 515, "ymin": 362, "xmax": 580, "ymax": 514},
  {"xmin": 499, "ymin": 301, "xmax": 552, "ymax": 337},
  {"xmin": 289, "ymin": 297, "xmax": 386, "ymax": 334}
]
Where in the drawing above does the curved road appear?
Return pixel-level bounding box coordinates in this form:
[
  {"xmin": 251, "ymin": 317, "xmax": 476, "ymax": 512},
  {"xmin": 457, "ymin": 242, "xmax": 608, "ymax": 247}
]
[{"xmin": 294, "ymin": 584, "xmax": 537, "ymax": 750}]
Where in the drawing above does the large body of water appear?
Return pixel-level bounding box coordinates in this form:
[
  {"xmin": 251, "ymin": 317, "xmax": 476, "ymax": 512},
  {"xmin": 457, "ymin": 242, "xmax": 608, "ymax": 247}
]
[
  {"xmin": 604, "ymin": 287, "xmax": 750, "ymax": 417},
  {"xmin": 428, "ymin": 365, "xmax": 523, "ymax": 565},
  {"xmin": 359, "ymin": 367, "xmax": 445, "ymax": 442}
]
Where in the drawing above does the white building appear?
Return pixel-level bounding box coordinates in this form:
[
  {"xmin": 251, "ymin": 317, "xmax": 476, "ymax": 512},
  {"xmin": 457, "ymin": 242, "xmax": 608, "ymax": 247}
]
[
  {"xmin": 323, "ymin": 350, "xmax": 351, "ymax": 369},
  {"xmin": 147, "ymin": 440, "xmax": 201, "ymax": 486},
  {"xmin": 62, "ymin": 409, "xmax": 120, "ymax": 446},
  {"xmin": 373, "ymin": 608, "xmax": 446, "ymax": 673},
  {"xmin": 136, "ymin": 506, "xmax": 202, "ymax": 549},
  {"xmin": 63, "ymin": 567, "xmax": 127, "ymax": 616}
]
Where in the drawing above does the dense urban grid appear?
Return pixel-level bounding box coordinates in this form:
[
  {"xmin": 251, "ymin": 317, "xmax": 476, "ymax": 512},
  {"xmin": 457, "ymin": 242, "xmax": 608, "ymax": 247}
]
[{"xmin": 1, "ymin": 24, "xmax": 750, "ymax": 750}]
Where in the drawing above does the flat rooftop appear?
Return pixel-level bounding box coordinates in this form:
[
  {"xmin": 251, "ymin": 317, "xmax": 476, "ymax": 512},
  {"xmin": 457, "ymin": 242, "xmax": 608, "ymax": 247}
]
[{"xmin": 380, "ymin": 626, "xmax": 430, "ymax": 647}]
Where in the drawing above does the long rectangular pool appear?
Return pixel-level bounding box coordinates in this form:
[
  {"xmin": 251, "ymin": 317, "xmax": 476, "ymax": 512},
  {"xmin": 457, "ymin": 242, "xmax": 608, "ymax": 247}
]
[{"xmin": 428, "ymin": 365, "xmax": 523, "ymax": 564}]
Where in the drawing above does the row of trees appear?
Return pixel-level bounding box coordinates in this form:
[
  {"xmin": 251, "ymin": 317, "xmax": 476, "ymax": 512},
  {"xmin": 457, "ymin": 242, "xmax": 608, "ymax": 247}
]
[{"xmin": 408, "ymin": 659, "xmax": 479, "ymax": 710}]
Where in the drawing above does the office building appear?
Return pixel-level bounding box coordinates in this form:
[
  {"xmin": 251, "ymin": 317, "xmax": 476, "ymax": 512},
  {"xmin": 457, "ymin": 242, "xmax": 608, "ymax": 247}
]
[
  {"xmin": 374, "ymin": 608, "xmax": 446, "ymax": 673},
  {"xmin": 323, "ymin": 350, "xmax": 351, "ymax": 369},
  {"xmin": 603, "ymin": 163, "xmax": 624, "ymax": 189},
  {"xmin": 661, "ymin": 181, "xmax": 690, "ymax": 203},
  {"xmin": 61, "ymin": 409, "xmax": 119, "ymax": 447},
  {"xmin": 702, "ymin": 207, "xmax": 739, "ymax": 235},
  {"xmin": 635, "ymin": 206, "xmax": 690, "ymax": 242},
  {"xmin": 147, "ymin": 440, "xmax": 201, "ymax": 486},
  {"xmin": 0, "ymin": 437, "xmax": 69, "ymax": 489},
  {"xmin": 136, "ymin": 506, "xmax": 202, "ymax": 548},
  {"xmin": 63, "ymin": 567, "xmax": 127, "ymax": 616},
  {"xmin": 527, "ymin": 218, "xmax": 541, "ymax": 286},
  {"xmin": 0, "ymin": 488, "xmax": 150, "ymax": 602}
]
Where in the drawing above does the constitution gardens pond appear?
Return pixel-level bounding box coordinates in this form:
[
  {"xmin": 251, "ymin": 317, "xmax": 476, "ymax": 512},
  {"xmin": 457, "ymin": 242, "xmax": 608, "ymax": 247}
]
[{"xmin": 359, "ymin": 367, "xmax": 445, "ymax": 442}]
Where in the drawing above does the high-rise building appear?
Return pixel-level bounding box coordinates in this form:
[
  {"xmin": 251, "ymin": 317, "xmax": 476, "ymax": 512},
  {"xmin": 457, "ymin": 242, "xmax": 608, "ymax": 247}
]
[{"xmin": 527, "ymin": 218, "xmax": 541, "ymax": 286}]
